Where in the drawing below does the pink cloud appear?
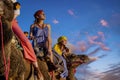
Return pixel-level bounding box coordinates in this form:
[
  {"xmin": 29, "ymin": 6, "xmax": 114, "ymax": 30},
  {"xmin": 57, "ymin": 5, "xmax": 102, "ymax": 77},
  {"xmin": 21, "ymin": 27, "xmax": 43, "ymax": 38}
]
[
  {"xmin": 95, "ymin": 42, "xmax": 110, "ymax": 51},
  {"xmin": 88, "ymin": 35, "xmax": 110, "ymax": 51},
  {"xmin": 67, "ymin": 41, "xmax": 88, "ymax": 52},
  {"xmin": 67, "ymin": 32, "xmax": 110, "ymax": 53},
  {"xmin": 88, "ymin": 36, "xmax": 98, "ymax": 44},
  {"xmin": 77, "ymin": 41, "xmax": 87, "ymax": 52},
  {"xmin": 67, "ymin": 42, "xmax": 77, "ymax": 52},
  {"xmin": 99, "ymin": 43, "xmax": 110, "ymax": 51},
  {"xmin": 52, "ymin": 19, "xmax": 59, "ymax": 24},
  {"xmin": 98, "ymin": 31, "xmax": 105, "ymax": 41},
  {"xmin": 68, "ymin": 9, "xmax": 75, "ymax": 16},
  {"xmin": 100, "ymin": 19, "xmax": 109, "ymax": 27}
]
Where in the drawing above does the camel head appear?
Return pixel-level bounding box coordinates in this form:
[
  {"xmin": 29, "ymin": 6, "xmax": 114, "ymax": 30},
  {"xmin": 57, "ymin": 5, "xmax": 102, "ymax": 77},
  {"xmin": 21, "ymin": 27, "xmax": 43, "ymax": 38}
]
[
  {"xmin": 0, "ymin": 0, "xmax": 4, "ymax": 15},
  {"xmin": 0, "ymin": 0, "xmax": 14, "ymax": 21},
  {"xmin": 66, "ymin": 53, "xmax": 89, "ymax": 69},
  {"xmin": 0, "ymin": 0, "xmax": 14, "ymax": 47}
]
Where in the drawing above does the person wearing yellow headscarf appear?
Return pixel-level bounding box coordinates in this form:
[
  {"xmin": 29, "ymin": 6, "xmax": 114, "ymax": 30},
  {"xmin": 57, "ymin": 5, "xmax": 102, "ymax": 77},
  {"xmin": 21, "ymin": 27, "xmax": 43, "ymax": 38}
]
[
  {"xmin": 53, "ymin": 36, "xmax": 70, "ymax": 79},
  {"xmin": 53, "ymin": 36, "xmax": 69, "ymax": 57}
]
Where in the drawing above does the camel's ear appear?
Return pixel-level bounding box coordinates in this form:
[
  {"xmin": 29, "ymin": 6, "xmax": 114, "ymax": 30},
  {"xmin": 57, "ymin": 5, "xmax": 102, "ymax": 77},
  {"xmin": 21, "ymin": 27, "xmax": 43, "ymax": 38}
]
[
  {"xmin": 6, "ymin": 0, "xmax": 14, "ymax": 3},
  {"xmin": 6, "ymin": 0, "xmax": 12, "ymax": 1},
  {"xmin": 5, "ymin": 0, "xmax": 11, "ymax": 3},
  {"xmin": 89, "ymin": 57, "xmax": 98, "ymax": 61}
]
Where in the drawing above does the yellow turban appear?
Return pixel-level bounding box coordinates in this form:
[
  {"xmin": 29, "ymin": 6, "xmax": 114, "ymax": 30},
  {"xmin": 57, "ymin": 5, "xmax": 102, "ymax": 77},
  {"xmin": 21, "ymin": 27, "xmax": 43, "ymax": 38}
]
[{"xmin": 57, "ymin": 36, "xmax": 67, "ymax": 43}]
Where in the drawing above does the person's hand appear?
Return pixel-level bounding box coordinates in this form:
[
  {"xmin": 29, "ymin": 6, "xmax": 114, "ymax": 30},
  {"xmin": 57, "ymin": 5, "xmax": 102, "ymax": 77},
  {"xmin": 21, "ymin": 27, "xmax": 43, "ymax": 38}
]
[
  {"xmin": 48, "ymin": 49, "xmax": 53, "ymax": 62},
  {"xmin": 48, "ymin": 49, "xmax": 52, "ymax": 55},
  {"xmin": 29, "ymin": 36, "xmax": 34, "ymax": 40},
  {"xmin": 65, "ymin": 47, "xmax": 69, "ymax": 53}
]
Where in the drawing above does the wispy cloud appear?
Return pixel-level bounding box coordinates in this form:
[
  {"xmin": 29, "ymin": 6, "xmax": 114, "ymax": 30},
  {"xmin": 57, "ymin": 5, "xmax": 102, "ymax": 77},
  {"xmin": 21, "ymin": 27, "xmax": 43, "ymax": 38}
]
[
  {"xmin": 88, "ymin": 48, "xmax": 100, "ymax": 56},
  {"xmin": 67, "ymin": 31, "xmax": 110, "ymax": 53},
  {"xmin": 100, "ymin": 19, "xmax": 109, "ymax": 27},
  {"xmin": 88, "ymin": 36, "xmax": 99, "ymax": 44},
  {"xmin": 67, "ymin": 41, "xmax": 88, "ymax": 53},
  {"xmin": 67, "ymin": 9, "xmax": 79, "ymax": 18},
  {"xmin": 52, "ymin": 19, "xmax": 59, "ymax": 24},
  {"xmin": 67, "ymin": 42, "xmax": 77, "ymax": 52},
  {"xmin": 76, "ymin": 65, "xmax": 103, "ymax": 80},
  {"xmin": 88, "ymin": 35, "xmax": 110, "ymax": 51},
  {"xmin": 98, "ymin": 31, "xmax": 105, "ymax": 41},
  {"xmin": 68, "ymin": 9, "xmax": 75, "ymax": 16},
  {"xmin": 76, "ymin": 63, "xmax": 120, "ymax": 80},
  {"xmin": 77, "ymin": 41, "xmax": 88, "ymax": 52},
  {"xmin": 110, "ymin": 13, "xmax": 120, "ymax": 26},
  {"xmin": 100, "ymin": 63, "xmax": 120, "ymax": 80},
  {"xmin": 98, "ymin": 54, "xmax": 107, "ymax": 58},
  {"xmin": 100, "ymin": 44, "xmax": 110, "ymax": 51}
]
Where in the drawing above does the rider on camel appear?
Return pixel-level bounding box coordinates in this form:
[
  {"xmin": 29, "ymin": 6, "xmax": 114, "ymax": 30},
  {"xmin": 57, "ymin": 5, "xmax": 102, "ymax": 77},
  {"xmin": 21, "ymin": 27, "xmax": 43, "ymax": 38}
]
[{"xmin": 11, "ymin": 0, "xmax": 44, "ymax": 79}]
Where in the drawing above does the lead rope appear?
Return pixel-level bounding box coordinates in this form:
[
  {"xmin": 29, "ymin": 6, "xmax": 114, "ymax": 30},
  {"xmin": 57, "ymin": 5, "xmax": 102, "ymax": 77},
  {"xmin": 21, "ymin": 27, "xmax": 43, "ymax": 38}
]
[{"xmin": 0, "ymin": 16, "xmax": 10, "ymax": 80}]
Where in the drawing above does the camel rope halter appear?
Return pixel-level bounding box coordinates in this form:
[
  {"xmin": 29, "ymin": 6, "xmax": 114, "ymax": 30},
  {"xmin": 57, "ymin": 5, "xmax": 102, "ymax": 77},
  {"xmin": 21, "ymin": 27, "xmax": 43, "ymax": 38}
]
[{"xmin": 0, "ymin": 16, "xmax": 10, "ymax": 80}]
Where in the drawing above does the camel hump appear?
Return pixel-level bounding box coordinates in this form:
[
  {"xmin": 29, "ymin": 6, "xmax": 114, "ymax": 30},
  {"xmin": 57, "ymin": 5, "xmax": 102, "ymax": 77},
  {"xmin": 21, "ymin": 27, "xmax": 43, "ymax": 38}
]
[{"xmin": 11, "ymin": 35, "xmax": 23, "ymax": 50}]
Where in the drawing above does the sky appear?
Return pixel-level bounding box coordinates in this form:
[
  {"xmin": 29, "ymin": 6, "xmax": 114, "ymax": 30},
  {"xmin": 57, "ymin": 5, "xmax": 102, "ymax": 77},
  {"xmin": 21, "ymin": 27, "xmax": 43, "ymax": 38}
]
[{"xmin": 17, "ymin": 0, "xmax": 120, "ymax": 80}]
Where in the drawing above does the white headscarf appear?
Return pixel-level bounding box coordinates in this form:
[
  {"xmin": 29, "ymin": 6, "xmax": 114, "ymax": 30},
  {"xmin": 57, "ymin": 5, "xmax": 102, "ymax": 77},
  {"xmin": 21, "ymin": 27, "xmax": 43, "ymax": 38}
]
[
  {"xmin": 14, "ymin": 9, "xmax": 20, "ymax": 16},
  {"xmin": 11, "ymin": 0, "xmax": 21, "ymax": 19}
]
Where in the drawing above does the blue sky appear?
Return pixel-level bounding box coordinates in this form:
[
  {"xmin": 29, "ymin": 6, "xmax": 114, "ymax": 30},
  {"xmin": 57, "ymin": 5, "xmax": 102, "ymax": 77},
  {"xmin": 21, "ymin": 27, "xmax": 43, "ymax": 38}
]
[{"xmin": 17, "ymin": 0, "xmax": 120, "ymax": 79}]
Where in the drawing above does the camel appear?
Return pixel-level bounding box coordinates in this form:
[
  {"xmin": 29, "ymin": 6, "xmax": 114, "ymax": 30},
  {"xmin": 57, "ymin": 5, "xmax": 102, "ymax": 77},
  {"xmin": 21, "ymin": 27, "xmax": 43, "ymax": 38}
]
[
  {"xmin": 0, "ymin": 1, "xmax": 90, "ymax": 80},
  {"xmin": 0, "ymin": 1, "xmax": 52, "ymax": 80},
  {"xmin": 53, "ymin": 53, "xmax": 89, "ymax": 80},
  {"xmin": 66, "ymin": 54, "xmax": 89, "ymax": 80},
  {"xmin": 37, "ymin": 51, "xmax": 89, "ymax": 80},
  {"xmin": 0, "ymin": 0, "xmax": 34, "ymax": 80}
]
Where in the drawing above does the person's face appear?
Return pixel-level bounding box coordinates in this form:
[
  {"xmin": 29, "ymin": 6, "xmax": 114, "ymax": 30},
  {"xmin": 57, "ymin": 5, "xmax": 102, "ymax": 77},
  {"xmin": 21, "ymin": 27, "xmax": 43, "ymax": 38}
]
[
  {"xmin": 61, "ymin": 40, "xmax": 67, "ymax": 45},
  {"xmin": 24, "ymin": 33, "xmax": 28, "ymax": 37},
  {"xmin": 36, "ymin": 12, "xmax": 46, "ymax": 20}
]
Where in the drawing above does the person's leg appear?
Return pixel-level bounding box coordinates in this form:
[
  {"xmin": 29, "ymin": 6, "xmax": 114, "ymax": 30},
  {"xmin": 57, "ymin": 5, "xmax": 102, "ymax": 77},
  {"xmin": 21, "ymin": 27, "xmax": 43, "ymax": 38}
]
[
  {"xmin": 12, "ymin": 20, "xmax": 36, "ymax": 61},
  {"xmin": 60, "ymin": 78, "xmax": 66, "ymax": 80},
  {"xmin": 33, "ymin": 62, "xmax": 44, "ymax": 80}
]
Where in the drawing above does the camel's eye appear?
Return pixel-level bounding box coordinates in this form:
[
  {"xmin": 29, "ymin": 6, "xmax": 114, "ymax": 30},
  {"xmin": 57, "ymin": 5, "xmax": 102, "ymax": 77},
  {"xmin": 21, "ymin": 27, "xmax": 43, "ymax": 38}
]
[
  {"xmin": 0, "ymin": 1, "xmax": 4, "ymax": 15},
  {"xmin": 0, "ymin": 1, "xmax": 4, "ymax": 10},
  {"xmin": 80, "ymin": 57, "xmax": 85, "ymax": 61}
]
